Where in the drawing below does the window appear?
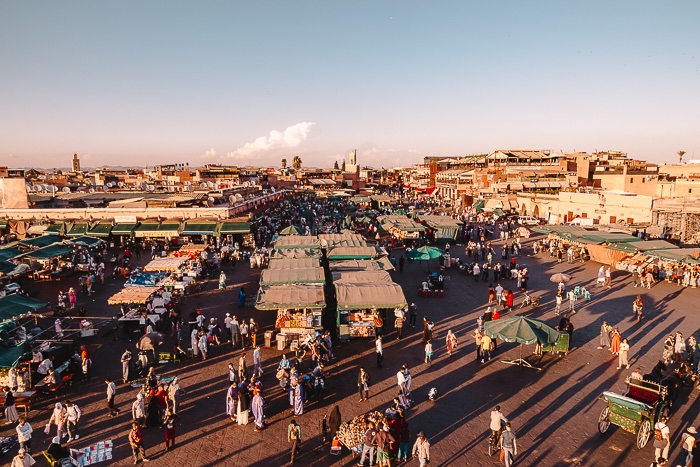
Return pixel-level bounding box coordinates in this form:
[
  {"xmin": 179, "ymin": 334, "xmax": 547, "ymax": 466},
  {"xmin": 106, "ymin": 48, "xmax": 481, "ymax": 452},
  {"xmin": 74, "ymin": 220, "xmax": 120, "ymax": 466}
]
[{"xmin": 630, "ymin": 177, "xmax": 634, "ymax": 183}]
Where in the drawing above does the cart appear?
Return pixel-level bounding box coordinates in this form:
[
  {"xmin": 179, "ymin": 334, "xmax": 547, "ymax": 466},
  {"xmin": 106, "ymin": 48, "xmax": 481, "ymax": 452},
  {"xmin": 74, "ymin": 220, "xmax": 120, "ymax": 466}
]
[
  {"xmin": 535, "ymin": 332, "xmax": 570, "ymax": 356},
  {"xmin": 598, "ymin": 378, "xmax": 670, "ymax": 449}
]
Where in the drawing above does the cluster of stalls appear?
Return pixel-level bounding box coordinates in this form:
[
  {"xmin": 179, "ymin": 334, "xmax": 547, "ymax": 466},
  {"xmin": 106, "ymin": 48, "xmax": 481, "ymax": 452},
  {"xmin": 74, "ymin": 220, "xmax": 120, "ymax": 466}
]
[
  {"xmin": 376, "ymin": 213, "xmax": 461, "ymax": 243},
  {"xmin": 255, "ymin": 232, "xmax": 406, "ymax": 346},
  {"xmin": 1, "ymin": 219, "xmax": 252, "ymax": 247},
  {"xmin": 532, "ymin": 225, "xmax": 700, "ymax": 283},
  {"xmin": 108, "ymin": 286, "xmax": 174, "ymax": 339}
]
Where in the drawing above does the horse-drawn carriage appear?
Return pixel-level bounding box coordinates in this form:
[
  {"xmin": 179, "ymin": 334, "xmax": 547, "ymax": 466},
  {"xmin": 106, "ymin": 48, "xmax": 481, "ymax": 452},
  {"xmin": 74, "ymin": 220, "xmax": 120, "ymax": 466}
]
[{"xmin": 598, "ymin": 377, "xmax": 671, "ymax": 449}]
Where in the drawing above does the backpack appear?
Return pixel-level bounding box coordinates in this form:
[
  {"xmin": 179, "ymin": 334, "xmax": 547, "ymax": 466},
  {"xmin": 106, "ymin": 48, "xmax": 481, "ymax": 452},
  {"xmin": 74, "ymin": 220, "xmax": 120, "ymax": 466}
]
[{"xmin": 654, "ymin": 426, "xmax": 664, "ymax": 441}]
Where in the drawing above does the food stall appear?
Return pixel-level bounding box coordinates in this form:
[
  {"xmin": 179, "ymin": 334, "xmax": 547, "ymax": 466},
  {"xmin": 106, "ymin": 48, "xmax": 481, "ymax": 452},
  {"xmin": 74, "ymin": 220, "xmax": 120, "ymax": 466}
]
[
  {"xmin": 268, "ymin": 258, "xmax": 321, "ymax": 270},
  {"xmin": 335, "ymin": 282, "xmax": 407, "ymax": 339},
  {"xmin": 318, "ymin": 233, "xmax": 367, "ymax": 250},
  {"xmin": 108, "ymin": 287, "xmax": 169, "ymax": 339},
  {"xmin": 272, "ymin": 236, "xmax": 322, "ymax": 250},
  {"xmin": 268, "ymin": 248, "xmax": 323, "ymax": 260},
  {"xmin": 255, "ymin": 284, "xmax": 326, "ymax": 344},
  {"xmin": 327, "ymin": 246, "xmax": 377, "ymax": 261},
  {"xmin": 328, "ymin": 258, "xmax": 395, "ymax": 272},
  {"xmin": 260, "ymin": 268, "xmax": 325, "ymax": 286}
]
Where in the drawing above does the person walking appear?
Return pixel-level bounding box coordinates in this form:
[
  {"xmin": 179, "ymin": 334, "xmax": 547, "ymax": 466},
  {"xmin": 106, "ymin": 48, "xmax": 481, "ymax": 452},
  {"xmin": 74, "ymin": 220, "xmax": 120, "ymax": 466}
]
[
  {"xmin": 474, "ymin": 328, "xmax": 483, "ymax": 361},
  {"xmin": 653, "ymin": 416, "xmax": 671, "ymax": 462},
  {"xmin": 618, "ymin": 338, "xmax": 630, "ymax": 369},
  {"xmin": 252, "ymin": 346, "xmax": 263, "ymax": 378},
  {"xmin": 598, "ymin": 321, "xmax": 612, "ymax": 350},
  {"xmin": 424, "ymin": 340, "xmax": 433, "ymax": 367},
  {"xmin": 446, "ymin": 330, "xmax": 458, "ymax": 357},
  {"xmin": 163, "ymin": 409, "xmax": 179, "ymax": 451},
  {"xmin": 481, "ymin": 333, "xmax": 493, "ymax": 363},
  {"xmin": 359, "ymin": 421, "xmax": 378, "ymax": 466},
  {"xmin": 224, "ymin": 313, "xmax": 232, "ymax": 343},
  {"xmin": 65, "ymin": 401, "xmax": 81, "ymax": 442},
  {"xmin": 121, "ymin": 348, "xmax": 135, "ymax": 384},
  {"xmin": 408, "ymin": 302, "xmax": 417, "ymax": 328},
  {"xmin": 680, "ymin": 426, "xmax": 696, "ymax": 467},
  {"xmin": 250, "ymin": 318, "xmax": 259, "ymax": 347},
  {"xmin": 327, "ymin": 405, "xmax": 342, "ymax": 438},
  {"xmin": 567, "ymin": 289, "xmax": 576, "ymax": 314},
  {"xmin": 3, "ymin": 386, "xmax": 19, "ymax": 424},
  {"xmin": 167, "ymin": 377, "xmax": 185, "ymax": 414},
  {"xmin": 500, "ymin": 422, "xmax": 518, "ymax": 467},
  {"xmin": 251, "ymin": 389, "xmax": 265, "ymax": 433},
  {"xmin": 358, "ymin": 367, "xmax": 371, "ymax": 402},
  {"xmin": 554, "ymin": 291, "xmax": 563, "ymax": 316},
  {"xmin": 395, "ymin": 312, "xmax": 406, "ymax": 340},
  {"xmin": 375, "ymin": 336, "xmax": 384, "ymax": 368},
  {"xmin": 240, "ymin": 321, "xmax": 249, "ymax": 349},
  {"xmin": 411, "ymin": 431, "xmax": 430, "ymax": 467},
  {"xmin": 16, "ymin": 416, "xmax": 32, "ymax": 454},
  {"xmin": 231, "ymin": 316, "xmax": 240, "ymax": 349},
  {"xmin": 287, "ymin": 419, "xmax": 302, "ymax": 464},
  {"xmin": 132, "ymin": 393, "xmax": 146, "ymax": 427},
  {"xmin": 129, "ymin": 422, "xmax": 150, "ymax": 464},
  {"xmin": 105, "ymin": 378, "xmax": 120, "ymax": 417},
  {"xmin": 238, "ymin": 352, "xmax": 248, "ymax": 381}
]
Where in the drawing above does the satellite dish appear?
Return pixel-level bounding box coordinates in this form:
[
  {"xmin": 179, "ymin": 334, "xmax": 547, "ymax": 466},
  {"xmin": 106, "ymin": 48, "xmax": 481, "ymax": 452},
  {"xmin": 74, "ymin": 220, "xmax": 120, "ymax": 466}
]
[
  {"xmin": 147, "ymin": 185, "xmax": 155, "ymax": 192},
  {"xmin": 228, "ymin": 195, "xmax": 236, "ymax": 204},
  {"xmin": 62, "ymin": 187, "xmax": 70, "ymax": 193},
  {"xmin": 133, "ymin": 181, "xmax": 139, "ymax": 187},
  {"xmin": 89, "ymin": 188, "xmax": 95, "ymax": 193},
  {"xmin": 199, "ymin": 182, "xmax": 207, "ymax": 189},
  {"xmin": 106, "ymin": 182, "xmax": 114, "ymax": 188},
  {"xmin": 103, "ymin": 186, "xmax": 109, "ymax": 192},
  {"xmin": 184, "ymin": 181, "xmax": 191, "ymax": 186},
  {"xmin": 206, "ymin": 197, "xmax": 215, "ymax": 207},
  {"xmin": 34, "ymin": 185, "xmax": 43, "ymax": 192},
  {"xmin": 235, "ymin": 193, "xmax": 244, "ymax": 202},
  {"xmin": 117, "ymin": 182, "xmax": 124, "ymax": 188},
  {"xmin": 206, "ymin": 181, "xmax": 214, "ymax": 188},
  {"xmin": 141, "ymin": 182, "xmax": 148, "ymax": 189},
  {"xmin": 168, "ymin": 186, "xmax": 175, "ymax": 192}
]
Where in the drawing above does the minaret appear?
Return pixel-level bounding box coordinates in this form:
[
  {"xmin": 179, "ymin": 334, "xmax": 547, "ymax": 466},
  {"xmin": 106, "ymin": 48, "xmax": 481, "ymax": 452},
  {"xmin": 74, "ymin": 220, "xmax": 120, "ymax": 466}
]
[{"xmin": 72, "ymin": 153, "xmax": 81, "ymax": 172}]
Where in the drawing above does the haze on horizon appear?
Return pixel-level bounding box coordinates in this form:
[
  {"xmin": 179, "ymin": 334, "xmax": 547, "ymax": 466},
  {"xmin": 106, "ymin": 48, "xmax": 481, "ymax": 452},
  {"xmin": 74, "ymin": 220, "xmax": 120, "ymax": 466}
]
[{"xmin": 1, "ymin": 1, "xmax": 698, "ymax": 170}]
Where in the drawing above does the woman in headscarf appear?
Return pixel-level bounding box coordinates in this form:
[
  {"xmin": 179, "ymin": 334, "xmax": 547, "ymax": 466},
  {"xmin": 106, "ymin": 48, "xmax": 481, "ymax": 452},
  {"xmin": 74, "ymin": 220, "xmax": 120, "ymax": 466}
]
[
  {"xmin": 225, "ymin": 381, "xmax": 238, "ymax": 422},
  {"xmin": 132, "ymin": 392, "xmax": 146, "ymax": 427},
  {"xmin": 251, "ymin": 389, "xmax": 265, "ymax": 432},
  {"xmin": 327, "ymin": 405, "xmax": 342, "ymax": 437},
  {"xmin": 218, "ymin": 271, "xmax": 227, "ymax": 290},
  {"xmin": 146, "ymin": 387, "xmax": 162, "ymax": 427},
  {"xmin": 48, "ymin": 402, "xmax": 67, "ymax": 439},
  {"xmin": 445, "ymin": 330, "xmax": 458, "ymax": 357},
  {"xmin": 288, "ymin": 372, "xmax": 304, "ymax": 416}
]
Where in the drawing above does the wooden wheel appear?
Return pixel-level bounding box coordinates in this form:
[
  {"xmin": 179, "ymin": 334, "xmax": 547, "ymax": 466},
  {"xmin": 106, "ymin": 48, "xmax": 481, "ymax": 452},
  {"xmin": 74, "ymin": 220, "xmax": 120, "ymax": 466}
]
[
  {"xmin": 637, "ymin": 419, "xmax": 651, "ymax": 449},
  {"xmin": 598, "ymin": 406, "xmax": 611, "ymax": 433}
]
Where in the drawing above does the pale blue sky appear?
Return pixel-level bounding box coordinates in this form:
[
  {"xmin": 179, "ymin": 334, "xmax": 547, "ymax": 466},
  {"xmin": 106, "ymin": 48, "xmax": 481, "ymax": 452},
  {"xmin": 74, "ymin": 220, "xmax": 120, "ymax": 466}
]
[{"xmin": 1, "ymin": 1, "xmax": 698, "ymax": 169}]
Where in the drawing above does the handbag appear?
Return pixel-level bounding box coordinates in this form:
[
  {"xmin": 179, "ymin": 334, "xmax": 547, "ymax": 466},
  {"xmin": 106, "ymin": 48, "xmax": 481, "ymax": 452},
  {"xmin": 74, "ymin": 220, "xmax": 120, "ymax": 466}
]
[
  {"xmin": 499, "ymin": 448, "xmax": 505, "ymax": 462},
  {"xmin": 44, "ymin": 423, "xmax": 51, "ymax": 435}
]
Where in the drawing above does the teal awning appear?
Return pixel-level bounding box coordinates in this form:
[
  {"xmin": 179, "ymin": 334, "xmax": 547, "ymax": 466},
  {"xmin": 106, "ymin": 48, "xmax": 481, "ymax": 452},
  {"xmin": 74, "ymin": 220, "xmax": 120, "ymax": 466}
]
[
  {"xmin": 218, "ymin": 222, "xmax": 251, "ymax": 235},
  {"xmin": 43, "ymin": 223, "xmax": 65, "ymax": 235},
  {"xmin": 21, "ymin": 244, "xmax": 73, "ymax": 259},
  {"xmin": 0, "ymin": 221, "xmax": 7, "ymax": 230},
  {"xmin": 20, "ymin": 236, "xmax": 60, "ymax": 249},
  {"xmin": 0, "ymin": 294, "xmax": 48, "ymax": 321},
  {"xmin": 69, "ymin": 236, "xmax": 104, "ymax": 248},
  {"xmin": 0, "ymin": 248, "xmax": 22, "ymax": 261},
  {"xmin": 473, "ymin": 200, "xmax": 485, "ymax": 211},
  {"xmin": 111, "ymin": 223, "xmax": 139, "ymax": 236},
  {"xmin": 87, "ymin": 223, "xmax": 113, "ymax": 237},
  {"xmin": 0, "ymin": 261, "xmax": 17, "ymax": 275},
  {"xmin": 181, "ymin": 222, "xmax": 218, "ymax": 236},
  {"xmin": 66, "ymin": 223, "xmax": 89, "ymax": 237}
]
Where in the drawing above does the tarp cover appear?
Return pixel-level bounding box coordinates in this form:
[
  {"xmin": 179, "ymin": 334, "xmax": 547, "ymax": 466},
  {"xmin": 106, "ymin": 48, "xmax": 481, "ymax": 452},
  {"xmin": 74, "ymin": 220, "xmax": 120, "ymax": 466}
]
[
  {"xmin": 69, "ymin": 236, "xmax": 104, "ymax": 248},
  {"xmin": 142, "ymin": 257, "xmax": 186, "ymax": 272},
  {"xmin": 606, "ymin": 240, "xmax": 678, "ymax": 253},
  {"xmin": 273, "ymin": 236, "xmax": 321, "ymax": 249},
  {"xmin": 0, "ymin": 248, "xmax": 22, "ymax": 261},
  {"xmin": 269, "ymin": 248, "xmax": 322, "ymax": 259},
  {"xmin": 331, "ymin": 271, "xmax": 393, "ymax": 284},
  {"xmin": 318, "ymin": 233, "xmax": 367, "ymax": 249},
  {"xmin": 218, "ymin": 222, "xmax": 251, "ymax": 235},
  {"xmin": 21, "ymin": 243, "xmax": 73, "ymax": 259},
  {"xmin": 0, "ymin": 294, "xmax": 48, "ymax": 321},
  {"xmin": 87, "ymin": 223, "xmax": 113, "ymax": 237},
  {"xmin": 484, "ymin": 316, "xmax": 561, "ymax": 345},
  {"xmin": 181, "ymin": 222, "xmax": 218, "ymax": 236},
  {"xmin": 20, "ymin": 236, "xmax": 60, "ymax": 249},
  {"xmin": 260, "ymin": 267, "xmax": 325, "ymax": 285},
  {"xmin": 66, "ymin": 223, "xmax": 89, "ymax": 237},
  {"xmin": 335, "ymin": 283, "xmax": 407, "ymax": 311},
  {"xmin": 328, "ymin": 258, "xmax": 394, "ymax": 272},
  {"xmin": 108, "ymin": 287, "xmax": 159, "ymax": 305},
  {"xmin": 268, "ymin": 258, "xmax": 320, "ymax": 269},
  {"xmin": 111, "ymin": 223, "xmax": 139, "ymax": 236},
  {"xmin": 255, "ymin": 284, "xmax": 325, "ymax": 310},
  {"xmin": 327, "ymin": 246, "xmax": 377, "ymax": 260}
]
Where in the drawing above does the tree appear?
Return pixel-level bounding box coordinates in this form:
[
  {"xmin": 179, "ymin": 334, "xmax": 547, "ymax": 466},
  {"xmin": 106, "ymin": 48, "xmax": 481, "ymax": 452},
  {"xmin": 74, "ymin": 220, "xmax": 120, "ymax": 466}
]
[
  {"xmin": 333, "ymin": 161, "xmax": 339, "ymax": 170},
  {"xmin": 292, "ymin": 156, "xmax": 302, "ymax": 171},
  {"xmin": 281, "ymin": 158, "xmax": 287, "ymax": 169},
  {"xmin": 678, "ymin": 150, "xmax": 686, "ymax": 164},
  {"xmin": 341, "ymin": 160, "xmax": 346, "ymax": 171}
]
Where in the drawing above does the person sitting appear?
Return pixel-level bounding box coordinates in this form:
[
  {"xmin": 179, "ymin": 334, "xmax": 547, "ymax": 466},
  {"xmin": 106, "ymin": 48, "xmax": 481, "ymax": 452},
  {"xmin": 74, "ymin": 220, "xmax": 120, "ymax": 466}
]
[
  {"xmin": 43, "ymin": 367, "xmax": 61, "ymax": 387},
  {"xmin": 435, "ymin": 275, "xmax": 444, "ymax": 290}
]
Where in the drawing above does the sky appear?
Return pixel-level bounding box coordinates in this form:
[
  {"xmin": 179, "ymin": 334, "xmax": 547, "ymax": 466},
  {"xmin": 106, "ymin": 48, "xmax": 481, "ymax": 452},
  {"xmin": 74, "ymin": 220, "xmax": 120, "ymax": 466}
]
[{"xmin": 1, "ymin": 1, "xmax": 698, "ymax": 169}]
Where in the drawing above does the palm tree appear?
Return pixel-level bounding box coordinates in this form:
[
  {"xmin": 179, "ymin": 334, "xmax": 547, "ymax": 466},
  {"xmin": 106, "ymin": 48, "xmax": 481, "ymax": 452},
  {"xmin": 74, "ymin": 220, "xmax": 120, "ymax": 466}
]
[
  {"xmin": 678, "ymin": 150, "xmax": 686, "ymax": 164},
  {"xmin": 281, "ymin": 158, "xmax": 287, "ymax": 169},
  {"xmin": 292, "ymin": 156, "xmax": 302, "ymax": 171}
]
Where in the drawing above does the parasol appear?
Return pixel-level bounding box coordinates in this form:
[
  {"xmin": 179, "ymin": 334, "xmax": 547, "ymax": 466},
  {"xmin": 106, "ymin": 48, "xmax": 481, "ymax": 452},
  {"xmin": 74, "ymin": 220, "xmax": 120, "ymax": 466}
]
[
  {"xmin": 484, "ymin": 317, "xmax": 560, "ymax": 370},
  {"xmin": 278, "ymin": 225, "xmax": 303, "ymax": 236},
  {"xmin": 550, "ymin": 273, "xmax": 572, "ymax": 283},
  {"xmin": 406, "ymin": 246, "xmax": 443, "ymax": 261}
]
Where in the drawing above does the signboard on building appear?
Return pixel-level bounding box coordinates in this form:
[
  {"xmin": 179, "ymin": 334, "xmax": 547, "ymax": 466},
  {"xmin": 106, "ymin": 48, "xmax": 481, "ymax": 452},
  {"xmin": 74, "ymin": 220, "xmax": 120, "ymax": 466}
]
[{"xmin": 114, "ymin": 215, "xmax": 138, "ymax": 223}]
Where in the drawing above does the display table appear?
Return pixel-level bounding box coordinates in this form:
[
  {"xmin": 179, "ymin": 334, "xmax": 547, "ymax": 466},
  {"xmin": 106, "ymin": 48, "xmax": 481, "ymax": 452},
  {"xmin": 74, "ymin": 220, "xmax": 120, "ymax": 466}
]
[{"xmin": 349, "ymin": 322, "xmax": 375, "ymax": 338}]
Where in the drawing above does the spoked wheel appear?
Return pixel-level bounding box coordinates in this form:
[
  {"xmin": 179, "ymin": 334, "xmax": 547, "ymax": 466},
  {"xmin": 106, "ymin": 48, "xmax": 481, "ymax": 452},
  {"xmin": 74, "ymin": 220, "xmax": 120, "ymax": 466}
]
[
  {"xmin": 488, "ymin": 436, "xmax": 498, "ymax": 456},
  {"xmin": 637, "ymin": 419, "xmax": 651, "ymax": 449},
  {"xmin": 598, "ymin": 406, "xmax": 611, "ymax": 433}
]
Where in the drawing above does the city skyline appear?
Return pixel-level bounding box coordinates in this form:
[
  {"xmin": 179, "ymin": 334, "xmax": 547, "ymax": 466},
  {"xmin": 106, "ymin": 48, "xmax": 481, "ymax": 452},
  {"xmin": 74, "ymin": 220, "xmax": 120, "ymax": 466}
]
[{"xmin": 1, "ymin": 1, "xmax": 698, "ymax": 168}]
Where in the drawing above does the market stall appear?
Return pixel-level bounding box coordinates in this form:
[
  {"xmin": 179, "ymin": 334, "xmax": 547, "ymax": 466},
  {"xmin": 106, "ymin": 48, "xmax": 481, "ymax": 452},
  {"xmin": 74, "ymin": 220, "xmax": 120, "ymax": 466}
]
[
  {"xmin": 108, "ymin": 287, "xmax": 170, "ymax": 338},
  {"xmin": 272, "ymin": 236, "xmax": 322, "ymax": 250},
  {"xmin": 419, "ymin": 214, "xmax": 461, "ymax": 241},
  {"xmin": 328, "ymin": 258, "xmax": 395, "ymax": 272},
  {"xmin": 260, "ymin": 267, "xmax": 325, "ymax": 286},
  {"xmin": 268, "ymin": 258, "xmax": 321, "ymax": 269},
  {"xmin": 378, "ymin": 215, "xmax": 425, "ymax": 240},
  {"xmin": 327, "ymin": 246, "xmax": 377, "ymax": 260},
  {"xmin": 269, "ymin": 248, "xmax": 322, "ymax": 260},
  {"xmin": 255, "ymin": 284, "xmax": 326, "ymax": 341},
  {"xmin": 142, "ymin": 257, "xmax": 186, "ymax": 272},
  {"xmin": 335, "ymin": 283, "xmax": 407, "ymax": 338},
  {"xmin": 318, "ymin": 233, "xmax": 367, "ymax": 249}
]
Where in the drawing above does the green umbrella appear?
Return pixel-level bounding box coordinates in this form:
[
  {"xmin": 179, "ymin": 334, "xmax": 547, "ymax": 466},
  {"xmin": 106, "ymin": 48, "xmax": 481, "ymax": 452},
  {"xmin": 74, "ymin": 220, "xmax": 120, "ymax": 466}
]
[
  {"xmin": 406, "ymin": 246, "xmax": 444, "ymax": 261},
  {"xmin": 356, "ymin": 216, "xmax": 373, "ymax": 224},
  {"xmin": 393, "ymin": 209, "xmax": 407, "ymax": 215},
  {"xmin": 484, "ymin": 316, "xmax": 561, "ymax": 370}
]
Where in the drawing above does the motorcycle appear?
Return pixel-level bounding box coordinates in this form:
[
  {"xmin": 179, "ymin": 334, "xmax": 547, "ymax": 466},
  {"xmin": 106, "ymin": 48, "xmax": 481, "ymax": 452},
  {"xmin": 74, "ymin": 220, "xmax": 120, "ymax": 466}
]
[{"xmin": 519, "ymin": 295, "xmax": 540, "ymax": 308}]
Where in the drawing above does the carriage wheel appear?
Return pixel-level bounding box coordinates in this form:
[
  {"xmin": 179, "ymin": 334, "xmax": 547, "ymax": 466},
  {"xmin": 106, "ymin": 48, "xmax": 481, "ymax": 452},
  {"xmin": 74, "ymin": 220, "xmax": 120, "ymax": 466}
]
[
  {"xmin": 598, "ymin": 406, "xmax": 611, "ymax": 433},
  {"xmin": 637, "ymin": 419, "xmax": 651, "ymax": 449}
]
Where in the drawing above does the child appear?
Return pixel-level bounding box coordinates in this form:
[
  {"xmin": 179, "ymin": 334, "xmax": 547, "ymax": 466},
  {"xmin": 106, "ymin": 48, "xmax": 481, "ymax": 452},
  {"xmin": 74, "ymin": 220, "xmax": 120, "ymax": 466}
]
[{"xmin": 424, "ymin": 340, "xmax": 433, "ymax": 367}]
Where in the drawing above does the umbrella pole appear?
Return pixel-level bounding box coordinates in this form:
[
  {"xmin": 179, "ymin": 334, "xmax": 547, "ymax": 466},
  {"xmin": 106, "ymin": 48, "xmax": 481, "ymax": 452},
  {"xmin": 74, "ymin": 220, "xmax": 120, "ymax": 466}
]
[{"xmin": 500, "ymin": 344, "xmax": 541, "ymax": 370}]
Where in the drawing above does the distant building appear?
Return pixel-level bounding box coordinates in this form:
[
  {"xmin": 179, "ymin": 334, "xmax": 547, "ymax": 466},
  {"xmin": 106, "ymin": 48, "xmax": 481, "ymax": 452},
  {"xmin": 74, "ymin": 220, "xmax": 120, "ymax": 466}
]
[{"xmin": 72, "ymin": 153, "xmax": 81, "ymax": 173}]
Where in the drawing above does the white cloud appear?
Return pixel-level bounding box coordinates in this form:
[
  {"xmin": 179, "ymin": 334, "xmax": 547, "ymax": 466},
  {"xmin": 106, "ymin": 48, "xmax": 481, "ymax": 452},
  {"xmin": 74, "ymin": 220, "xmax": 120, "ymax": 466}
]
[
  {"xmin": 227, "ymin": 122, "xmax": 315, "ymax": 159},
  {"xmin": 200, "ymin": 147, "xmax": 217, "ymax": 159}
]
